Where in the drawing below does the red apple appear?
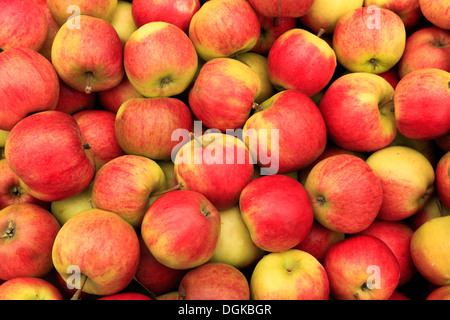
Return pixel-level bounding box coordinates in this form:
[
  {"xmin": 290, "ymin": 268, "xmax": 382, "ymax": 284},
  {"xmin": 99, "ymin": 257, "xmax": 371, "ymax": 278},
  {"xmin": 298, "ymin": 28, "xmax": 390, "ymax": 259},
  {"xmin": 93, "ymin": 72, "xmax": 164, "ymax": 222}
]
[
  {"xmin": 91, "ymin": 154, "xmax": 166, "ymax": 228},
  {"xmin": 47, "ymin": 0, "xmax": 118, "ymax": 25},
  {"xmin": 398, "ymin": 27, "xmax": 450, "ymax": 78},
  {"xmin": 319, "ymin": 72, "xmax": 396, "ymax": 152},
  {"xmin": 132, "ymin": 0, "xmax": 200, "ymax": 33},
  {"xmin": 268, "ymin": 28, "xmax": 336, "ymax": 96},
  {"xmin": 304, "ymin": 154, "xmax": 383, "ymax": 234},
  {"xmin": 293, "ymin": 221, "xmax": 345, "ymax": 263},
  {"xmin": 389, "ymin": 291, "xmax": 411, "ymax": 300},
  {"xmin": 0, "ymin": 47, "xmax": 60, "ymax": 131},
  {"xmin": 248, "ymin": 0, "xmax": 315, "ymax": 18},
  {"xmin": 323, "ymin": 235, "xmax": 401, "ymax": 300},
  {"xmin": 98, "ymin": 292, "xmax": 153, "ymax": 300},
  {"xmin": 52, "ymin": 208, "xmax": 141, "ymax": 297},
  {"xmin": 364, "ymin": 0, "xmax": 422, "ymax": 29},
  {"xmin": 72, "ymin": 109, "xmax": 125, "ymax": 170},
  {"xmin": 5, "ymin": 111, "xmax": 96, "ymax": 202},
  {"xmin": 239, "ymin": 174, "xmax": 314, "ymax": 252},
  {"xmin": 436, "ymin": 151, "xmax": 450, "ymax": 208},
  {"xmin": 98, "ymin": 76, "xmax": 144, "ymax": 114},
  {"xmin": 0, "ymin": 0, "xmax": 48, "ymax": 52},
  {"xmin": 356, "ymin": 219, "xmax": 416, "ymax": 286},
  {"xmin": 332, "ymin": 7, "xmax": 406, "ymax": 73},
  {"xmin": 0, "ymin": 159, "xmax": 50, "ymax": 210},
  {"xmin": 55, "ymin": 79, "xmax": 96, "ymax": 115},
  {"xmin": 0, "ymin": 277, "xmax": 63, "ymax": 300},
  {"xmin": 188, "ymin": 57, "xmax": 261, "ymax": 132},
  {"xmin": 141, "ymin": 190, "xmax": 221, "ymax": 270},
  {"xmin": 419, "ymin": 0, "xmax": 450, "ymax": 30},
  {"xmin": 188, "ymin": 0, "xmax": 260, "ymax": 61},
  {"xmin": 251, "ymin": 13, "xmax": 296, "ymax": 55},
  {"xmin": 426, "ymin": 285, "xmax": 450, "ymax": 300},
  {"xmin": 243, "ymin": 90, "xmax": 327, "ymax": 174},
  {"xmin": 378, "ymin": 67, "xmax": 400, "ymax": 89},
  {"xmin": 0, "ymin": 203, "xmax": 60, "ymax": 280},
  {"xmin": 394, "ymin": 68, "xmax": 450, "ymax": 140},
  {"xmin": 135, "ymin": 236, "xmax": 187, "ymax": 296},
  {"xmin": 51, "ymin": 15, "xmax": 124, "ymax": 94},
  {"xmin": 115, "ymin": 97, "xmax": 193, "ymax": 161},
  {"xmin": 178, "ymin": 262, "xmax": 250, "ymax": 300},
  {"xmin": 250, "ymin": 249, "xmax": 330, "ymax": 300},
  {"xmin": 33, "ymin": 0, "xmax": 61, "ymax": 60},
  {"xmin": 410, "ymin": 215, "xmax": 450, "ymax": 286}
]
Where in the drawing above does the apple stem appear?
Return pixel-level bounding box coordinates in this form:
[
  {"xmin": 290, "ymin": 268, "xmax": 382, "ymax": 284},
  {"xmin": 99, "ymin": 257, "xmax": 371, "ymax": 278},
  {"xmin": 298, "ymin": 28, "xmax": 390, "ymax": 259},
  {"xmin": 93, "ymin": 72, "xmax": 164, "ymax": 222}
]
[
  {"xmin": 70, "ymin": 273, "xmax": 87, "ymax": 300},
  {"xmin": 234, "ymin": 53, "xmax": 250, "ymax": 67},
  {"xmin": 150, "ymin": 183, "xmax": 183, "ymax": 198},
  {"xmin": 252, "ymin": 102, "xmax": 263, "ymax": 112},
  {"xmin": 132, "ymin": 277, "xmax": 157, "ymax": 300},
  {"xmin": 85, "ymin": 73, "xmax": 92, "ymax": 95},
  {"xmin": 317, "ymin": 28, "xmax": 326, "ymax": 38}
]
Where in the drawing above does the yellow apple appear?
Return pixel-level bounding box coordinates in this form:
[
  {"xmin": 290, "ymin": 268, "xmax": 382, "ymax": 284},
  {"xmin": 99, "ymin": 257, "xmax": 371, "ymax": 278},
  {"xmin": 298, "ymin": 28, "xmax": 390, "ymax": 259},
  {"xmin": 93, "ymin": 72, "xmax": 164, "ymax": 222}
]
[
  {"xmin": 109, "ymin": 1, "xmax": 137, "ymax": 46},
  {"xmin": 50, "ymin": 183, "xmax": 93, "ymax": 225}
]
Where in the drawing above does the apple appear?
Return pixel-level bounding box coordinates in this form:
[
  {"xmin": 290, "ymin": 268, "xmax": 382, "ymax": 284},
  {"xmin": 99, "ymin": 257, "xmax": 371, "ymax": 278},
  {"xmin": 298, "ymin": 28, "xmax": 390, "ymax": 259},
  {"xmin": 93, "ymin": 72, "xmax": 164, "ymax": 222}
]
[
  {"xmin": 0, "ymin": 130, "xmax": 8, "ymax": 149},
  {"xmin": 110, "ymin": 1, "xmax": 138, "ymax": 46},
  {"xmin": 47, "ymin": 0, "xmax": 118, "ymax": 26},
  {"xmin": 293, "ymin": 221, "xmax": 345, "ymax": 263},
  {"xmin": 33, "ymin": 0, "xmax": 61, "ymax": 60},
  {"xmin": 0, "ymin": 159, "xmax": 50, "ymax": 210},
  {"xmin": 323, "ymin": 235, "xmax": 400, "ymax": 300},
  {"xmin": 141, "ymin": 190, "xmax": 221, "ymax": 270},
  {"xmin": 409, "ymin": 194, "xmax": 450, "ymax": 230},
  {"xmin": 410, "ymin": 215, "xmax": 450, "ymax": 286},
  {"xmin": 398, "ymin": 27, "xmax": 450, "ymax": 78},
  {"xmin": 0, "ymin": 47, "xmax": 60, "ymax": 131},
  {"xmin": 55, "ymin": 79, "xmax": 96, "ymax": 115},
  {"xmin": 188, "ymin": 0, "xmax": 260, "ymax": 61},
  {"xmin": 267, "ymin": 28, "xmax": 337, "ymax": 97},
  {"xmin": 0, "ymin": 203, "xmax": 60, "ymax": 280},
  {"xmin": 366, "ymin": 146, "xmax": 435, "ymax": 221},
  {"xmin": 419, "ymin": 0, "xmax": 450, "ymax": 30},
  {"xmin": 174, "ymin": 132, "xmax": 255, "ymax": 211},
  {"xmin": 135, "ymin": 236, "xmax": 187, "ymax": 296},
  {"xmin": 124, "ymin": 21, "xmax": 198, "ymax": 98},
  {"xmin": 132, "ymin": 0, "xmax": 200, "ymax": 33},
  {"xmin": 91, "ymin": 154, "xmax": 166, "ymax": 228},
  {"xmin": 73, "ymin": 110, "xmax": 125, "ymax": 171},
  {"xmin": 98, "ymin": 292, "xmax": 153, "ymax": 300},
  {"xmin": 209, "ymin": 205, "xmax": 265, "ymax": 269},
  {"xmin": 426, "ymin": 285, "xmax": 450, "ymax": 300},
  {"xmin": 5, "ymin": 111, "xmax": 96, "ymax": 202},
  {"xmin": 319, "ymin": 72, "xmax": 396, "ymax": 152},
  {"xmin": 236, "ymin": 52, "xmax": 275, "ymax": 104},
  {"xmin": 0, "ymin": 277, "xmax": 63, "ymax": 300},
  {"xmin": 389, "ymin": 291, "xmax": 411, "ymax": 300},
  {"xmin": 394, "ymin": 68, "xmax": 450, "ymax": 140},
  {"xmin": 332, "ymin": 7, "xmax": 406, "ymax": 73},
  {"xmin": 156, "ymin": 161, "xmax": 178, "ymax": 190},
  {"xmin": 364, "ymin": 0, "xmax": 422, "ymax": 29},
  {"xmin": 0, "ymin": 0, "xmax": 48, "ymax": 52},
  {"xmin": 356, "ymin": 219, "xmax": 416, "ymax": 286},
  {"xmin": 188, "ymin": 58, "xmax": 260, "ymax": 132},
  {"xmin": 115, "ymin": 97, "xmax": 193, "ymax": 161},
  {"xmin": 50, "ymin": 183, "xmax": 93, "ymax": 225},
  {"xmin": 304, "ymin": 154, "xmax": 383, "ymax": 234},
  {"xmin": 239, "ymin": 174, "xmax": 314, "ymax": 252},
  {"xmin": 52, "ymin": 208, "xmax": 140, "ymax": 297},
  {"xmin": 157, "ymin": 291, "xmax": 179, "ymax": 300},
  {"xmin": 388, "ymin": 131, "xmax": 438, "ymax": 167},
  {"xmin": 247, "ymin": 0, "xmax": 315, "ymax": 18},
  {"xmin": 300, "ymin": 0, "xmax": 364, "ymax": 35},
  {"xmin": 251, "ymin": 13, "xmax": 296, "ymax": 55},
  {"xmin": 436, "ymin": 151, "xmax": 450, "ymax": 208},
  {"xmin": 98, "ymin": 76, "xmax": 144, "ymax": 114},
  {"xmin": 250, "ymin": 249, "xmax": 330, "ymax": 300},
  {"xmin": 178, "ymin": 262, "xmax": 250, "ymax": 300},
  {"xmin": 378, "ymin": 67, "xmax": 400, "ymax": 89},
  {"xmin": 243, "ymin": 90, "xmax": 327, "ymax": 175},
  {"xmin": 51, "ymin": 15, "xmax": 124, "ymax": 94}
]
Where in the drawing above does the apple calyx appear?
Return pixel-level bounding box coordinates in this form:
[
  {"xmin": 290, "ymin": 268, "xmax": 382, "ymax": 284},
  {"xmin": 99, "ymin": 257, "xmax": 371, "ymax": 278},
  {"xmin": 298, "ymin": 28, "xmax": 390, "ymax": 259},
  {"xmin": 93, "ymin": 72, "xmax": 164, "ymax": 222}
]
[
  {"xmin": 354, "ymin": 282, "xmax": 371, "ymax": 300},
  {"xmin": 1, "ymin": 220, "xmax": 15, "ymax": 239},
  {"xmin": 159, "ymin": 76, "xmax": 173, "ymax": 89},
  {"xmin": 9, "ymin": 185, "xmax": 23, "ymax": 198},
  {"xmin": 82, "ymin": 143, "xmax": 91, "ymax": 150},
  {"xmin": 316, "ymin": 195, "xmax": 327, "ymax": 206},
  {"xmin": 201, "ymin": 207, "xmax": 210, "ymax": 218}
]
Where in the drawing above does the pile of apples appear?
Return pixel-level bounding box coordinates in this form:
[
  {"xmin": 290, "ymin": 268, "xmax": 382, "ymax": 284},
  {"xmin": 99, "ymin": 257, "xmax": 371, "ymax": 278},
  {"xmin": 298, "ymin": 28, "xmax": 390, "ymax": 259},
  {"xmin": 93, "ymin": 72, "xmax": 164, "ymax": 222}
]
[{"xmin": 0, "ymin": 0, "xmax": 449, "ymax": 301}]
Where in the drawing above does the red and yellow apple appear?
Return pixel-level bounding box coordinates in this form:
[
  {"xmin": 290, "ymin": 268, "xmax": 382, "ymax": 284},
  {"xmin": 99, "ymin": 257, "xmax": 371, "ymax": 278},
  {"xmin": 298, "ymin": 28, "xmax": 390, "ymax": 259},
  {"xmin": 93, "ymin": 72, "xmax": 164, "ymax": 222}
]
[
  {"xmin": 436, "ymin": 151, "xmax": 450, "ymax": 208},
  {"xmin": 46, "ymin": 0, "xmax": 118, "ymax": 25},
  {"xmin": 0, "ymin": 277, "xmax": 63, "ymax": 300},
  {"xmin": 248, "ymin": 0, "xmax": 315, "ymax": 18},
  {"xmin": 419, "ymin": 0, "xmax": 450, "ymax": 30},
  {"xmin": 364, "ymin": 0, "xmax": 422, "ymax": 29}
]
